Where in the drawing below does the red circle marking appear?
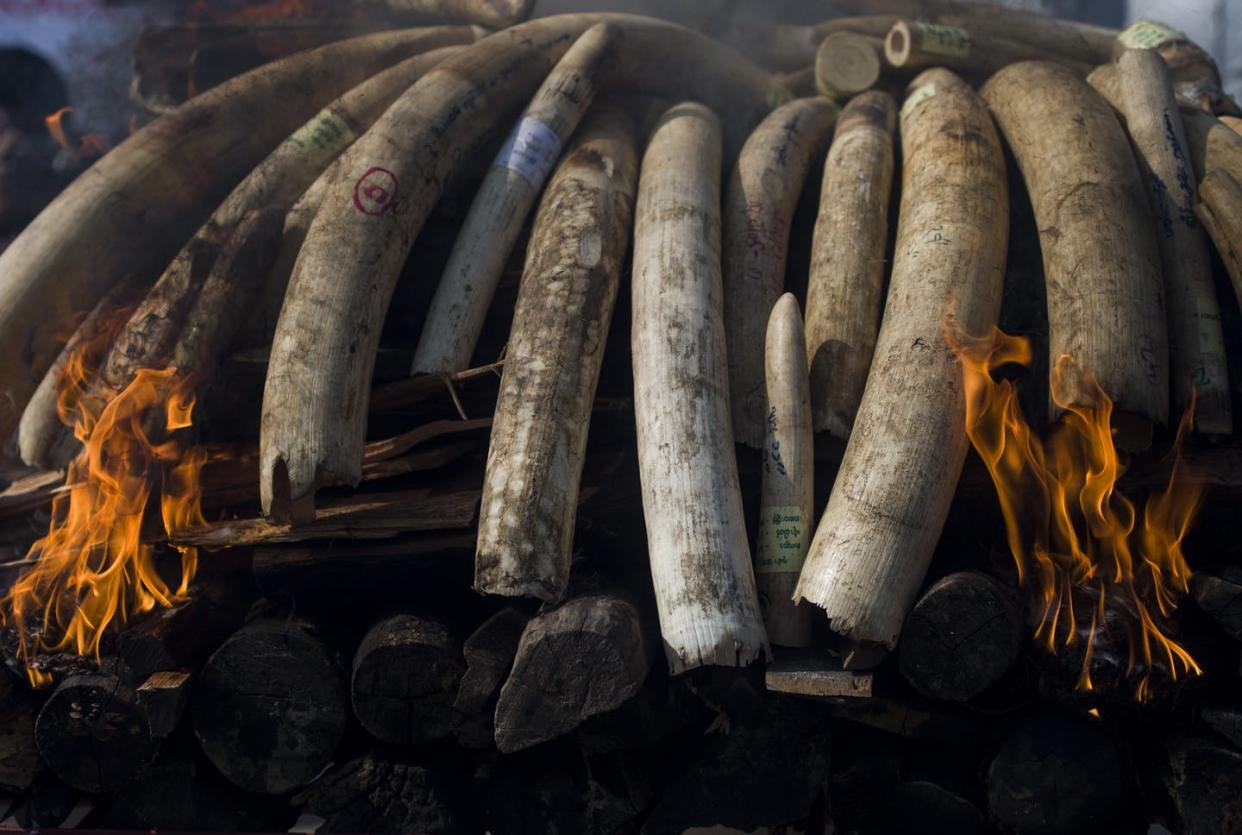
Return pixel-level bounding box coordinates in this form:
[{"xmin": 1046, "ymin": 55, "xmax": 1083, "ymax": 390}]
[{"xmin": 353, "ymin": 166, "xmax": 399, "ymax": 216}]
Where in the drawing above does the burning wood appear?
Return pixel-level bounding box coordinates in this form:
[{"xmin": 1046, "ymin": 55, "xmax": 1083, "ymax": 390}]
[
  {"xmin": 794, "ymin": 69, "xmax": 1008, "ymax": 651},
  {"xmin": 723, "ymin": 97, "xmax": 835, "ymax": 449},
  {"xmin": 632, "ymin": 102, "xmax": 767, "ymax": 673},
  {"xmin": 804, "ymin": 89, "xmax": 896, "ymax": 438},
  {"xmin": 474, "ymin": 105, "xmax": 638, "ymax": 601},
  {"xmin": 983, "ymin": 61, "xmax": 1169, "ymax": 451}
]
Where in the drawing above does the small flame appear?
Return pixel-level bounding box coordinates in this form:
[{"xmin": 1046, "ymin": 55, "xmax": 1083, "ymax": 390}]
[
  {"xmin": 3, "ymin": 317, "xmax": 207, "ymax": 686},
  {"xmin": 44, "ymin": 107, "xmax": 111, "ymax": 161},
  {"xmin": 945, "ymin": 321, "xmax": 1203, "ymax": 701}
]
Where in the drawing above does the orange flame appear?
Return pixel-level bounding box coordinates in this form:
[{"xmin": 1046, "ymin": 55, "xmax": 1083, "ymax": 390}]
[
  {"xmin": 945, "ymin": 321, "xmax": 1203, "ymax": 702},
  {"xmin": 3, "ymin": 321, "xmax": 207, "ymax": 686},
  {"xmin": 44, "ymin": 107, "xmax": 111, "ymax": 161}
]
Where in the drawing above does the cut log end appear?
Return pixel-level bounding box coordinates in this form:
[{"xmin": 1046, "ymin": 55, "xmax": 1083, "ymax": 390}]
[
  {"xmin": 351, "ymin": 614, "xmax": 465, "ymax": 745},
  {"xmin": 816, "ymin": 31, "xmax": 883, "ymax": 98}
]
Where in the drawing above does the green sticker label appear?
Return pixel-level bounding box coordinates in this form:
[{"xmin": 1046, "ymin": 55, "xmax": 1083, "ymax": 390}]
[
  {"xmin": 901, "ymin": 82, "xmax": 938, "ymax": 122},
  {"xmin": 1118, "ymin": 20, "xmax": 1184, "ymax": 50},
  {"xmin": 918, "ymin": 23, "xmax": 971, "ymax": 59},
  {"xmin": 285, "ymin": 110, "xmax": 356, "ymax": 155},
  {"xmin": 756, "ymin": 504, "xmax": 809, "ymax": 574}
]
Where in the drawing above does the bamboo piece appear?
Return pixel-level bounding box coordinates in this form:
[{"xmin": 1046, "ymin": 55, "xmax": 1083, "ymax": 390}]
[
  {"xmin": 259, "ymin": 13, "xmax": 785, "ymax": 522},
  {"xmin": 805, "ymin": 90, "xmax": 897, "ymax": 438},
  {"xmin": 1117, "ymin": 48, "xmax": 1230, "ymax": 434},
  {"xmin": 369, "ymin": 0, "xmax": 533, "ymax": 27},
  {"xmin": 756, "ymin": 294, "xmax": 814, "ymax": 649},
  {"xmin": 884, "ymin": 19, "xmax": 1091, "ymax": 77},
  {"xmin": 983, "ymin": 62, "xmax": 1168, "ymax": 447},
  {"xmin": 17, "ymin": 284, "xmax": 134, "ymax": 468},
  {"xmin": 794, "ymin": 69, "xmax": 1008, "ymax": 648},
  {"xmin": 1197, "ymin": 170, "xmax": 1242, "ymax": 308},
  {"xmin": 815, "ymin": 32, "xmax": 885, "ymax": 98},
  {"xmin": 474, "ymin": 106, "xmax": 638, "ymax": 601},
  {"xmin": 0, "ymin": 27, "xmax": 472, "ymax": 444},
  {"xmin": 631, "ymin": 102, "xmax": 767, "ymax": 673},
  {"xmin": 413, "ymin": 24, "xmax": 620, "ymax": 375},
  {"xmin": 723, "ymin": 97, "xmax": 836, "ymax": 448}
]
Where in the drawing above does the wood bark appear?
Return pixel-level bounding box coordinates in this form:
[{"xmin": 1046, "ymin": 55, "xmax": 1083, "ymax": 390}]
[
  {"xmin": 259, "ymin": 13, "xmax": 784, "ymax": 522},
  {"xmin": 135, "ymin": 670, "xmax": 192, "ymax": 739},
  {"xmin": 493, "ymin": 593, "xmax": 651, "ymax": 753},
  {"xmin": 191, "ymin": 619, "xmax": 348, "ymax": 795},
  {"xmin": 631, "ymin": 102, "xmax": 768, "ymax": 673},
  {"xmin": 897, "ymin": 571, "xmax": 1023, "ymax": 702},
  {"xmin": 723, "ymin": 97, "xmax": 836, "ymax": 448},
  {"xmin": 351, "ymin": 614, "xmax": 465, "ymax": 745},
  {"xmin": 1197, "ymin": 170, "xmax": 1242, "ymax": 310},
  {"xmin": 34, "ymin": 673, "xmax": 160, "ymax": 793},
  {"xmin": 755, "ymin": 294, "xmax": 814, "ymax": 648},
  {"xmin": 815, "ymin": 32, "xmax": 885, "ymax": 98},
  {"xmin": 0, "ymin": 28, "xmax": 467, "ymax": 444},
  {"xmin": 805, "ymin": 90, "xmax": 897, "ymax": 438},
  {"xmin": 1117, "ymin": 48, "xmax": 1231, "ymax": 435},
  {"xmin": 794, "ymin": 69, "xmax": 1008, "ymax": 648},
  {"xmin": 884, "ymin": 19, "xmax": 1092, "ymax": 77},
  {"xmin": 473, "ymin": 105, "xmax": 638, "ymax": 601},
  {"xmin": 413, "ymin": 23, "xmax": 620, "ymax": 374},
  {"xmin": 983, "ymin": 61, "xmax": 1168, "ymax": 447}
]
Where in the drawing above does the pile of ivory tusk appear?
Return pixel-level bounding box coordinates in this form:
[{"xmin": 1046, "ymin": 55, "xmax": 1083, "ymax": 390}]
[{"xmin": 5, "ymin": 4, "xmax": 1242, "ymax": 674}]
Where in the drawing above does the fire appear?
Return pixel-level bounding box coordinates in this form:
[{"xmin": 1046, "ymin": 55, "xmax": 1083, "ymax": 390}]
[
  {"xmin": 945, "ymin": 321, "xmax": 1203, "ymax": 702},
  {"xmin": 44, "ymin": 107, "xmax": 111, "ymax": 161},
  {"xmin": 4, "ymin": 320, "xmax": 207, "ymax": 686}
]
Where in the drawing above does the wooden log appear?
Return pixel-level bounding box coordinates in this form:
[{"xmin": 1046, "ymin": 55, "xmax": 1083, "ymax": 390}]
[
  {"xmin": 805, "ymin": 89, "xmax": 897, "ymax": 438},
  {"xmin": 755, "ymin": 294, "xmax": 814, "ymax": 648},
  {"xmin": 1160, "ymin": 735, "xmax": 1242, "ymax": 835},
  {"xmin": 794, "ymin": 70, "xmax": 1008, "ymax": 648},
  {"xmin": 295, "ymin": 751, "xmax": 462, "ymax": 834},
  {"xmin": 764, "ymin": 650, "xmax": 873, "ymax": 698},
  {"xmin": 0, "ymin": 28, "xmax": 469, "ymax": 444},
  {"xmin": 885, "ymin": 19, "xmax": 1091, "ymax": 78},
  {"xmin": 172, "ymin": 486, "xmax": 479, "ymax": 548},
  {"xmin": 1197, "ymin": 170, "xmax": 1242, "ymax": 309},
  {"xmin": 135, "ymin": 670, "xmax": 192, "ymax": 739},
  {"xmin": 413, "ymin": 24, "xmax": 620, "ymax": 375},
  {"xmin": 983, "ymin": 62, "xmax": 1168, "ymax": 449},
  {"xmin": 192, "ymin": 619, "xmax": 348, "ymax": 795},
  {"xmin": 986, "ymin": 714, "xmax": 1125, "ymax": 834},
  {"xmin": 631, "ymin": 102, "xmax": 768, "ymax": 673},
  {"xmin": 723, "ymin": 97, "xmax": 836, "ymax": 448},
  {"xmin": 259, "ymin": 13, "xmax": 785, "ymax": 522},
  {"xmin": 35, "ymin": 673, "xmax": 160, "ymax": 792},
  {"xmin": 0, "ymin": 670, "xmax": 42, "ymax": 793},
  {"xmin": 454, "ymin": 607, "xmax": 529, "ymax": 715},
  {"xmin": 816, "ymin": 31, "xmax": 885, "ymax": 99},
  {"xmin": 17, "ymin": 283, "xmax": 134, "ymax": 468},
  {"xmin": 351, "ymin": 614, "xmax": 465, "ymax": 745},
  {"xmin": 1117, "ymin": 48, "xmax": 1231, "ymax": 434},
  {"xmin": 10, "ymin": 773, "xmax": 75, "ymax": 830},
  {"xmin": 117, "ymin": 576, "xmax": 248, "ymax": 681},
  {"xmin": 493, "ymin": 592, "xmax": 651, "ymax": 752},
  {"xmin": 897, "ymin": 571, "xmax": 1022, "ymax": 702},
  {"xmin": 1190, "ymin": 568, "xmax": 1242, "ymax": 641},
  {"xmin": 473, "ymin": 105, "xmax": 639, "ymax": 601},
  {"xmin": 99, "ymin": 756, "xmax": 297, "ymax": 833}
]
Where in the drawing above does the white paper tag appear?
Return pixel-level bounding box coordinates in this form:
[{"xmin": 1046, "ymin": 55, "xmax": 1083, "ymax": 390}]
[{"xmin": 494, "ymin": 116, "xmax": 563, "ymax": 187}]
